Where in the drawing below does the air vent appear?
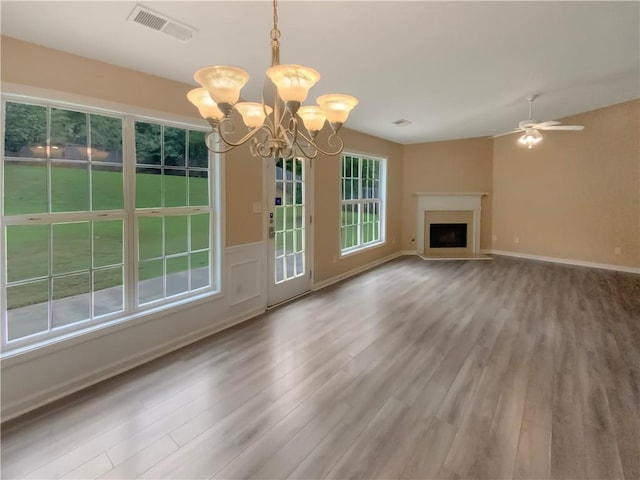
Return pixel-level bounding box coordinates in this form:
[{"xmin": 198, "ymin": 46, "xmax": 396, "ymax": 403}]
[
  {"xmin": 393, "ymin": 119, "xmax": 412, "ymax": 127},
  {"xmin": 128, "ymin": 5, "xmax": 196, "ymax": 42}
]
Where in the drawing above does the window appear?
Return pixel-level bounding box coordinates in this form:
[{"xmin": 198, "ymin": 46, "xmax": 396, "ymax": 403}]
[
  {"xmin": 1, "ymin": 97, "xmax": 218, "ymax": 349},
  {"xmin": 340, "ymin": 153, "xmax": 385, "ymax": 254}
]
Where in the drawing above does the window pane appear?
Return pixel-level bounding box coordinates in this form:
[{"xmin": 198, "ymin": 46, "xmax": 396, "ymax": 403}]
[
  {"xmin": 52, "ymin": 272, "xmax": 91, "ymax": 328},
  {"xmin": 190, "ymin": 251, "xmax": 209, "ymax": 290},
  {"xmin": 6, "ymin": 224, "xmax": 50, "ymax": 282},
  {"xmin": 3, "ymin": 160, "xmax": 48, "ymax": 215},
  {"xmin": 138, "ymin": 217, "xmax": 163, "ymax": 260},
  {"xmin": 188, "ymin": 170, "xmax": 208, "ymax": 206},
  {"xmin": 7, "ymin": 280, "xmax": 49, "ymax": 341},
  {"xmin": 50, "ymin": 108, "xmax": 87, "ymax": 160},
  {"xmin": 166, "ymin": 255, "xmax": 189, "ymax": 297},
  {"xmin": 92, "ymin": 165, "xmax": 123, "ymax": 211},
  {"xmin": 191, "ymin": 214, "xmax": 209, "ymax": 251},
  {"xmin": 90, "ymin": 114, "xmax": 123, "ymax": 164},
  {"xmin": 53, "ymin": 222, "xmax": 90, "ymax": 275},
  {"xmin": 51, "ymin": 162, "xmax": 90, "ymax": 212},
  {"xmin": 164, "ymin": 169, "xmax": 187, "ymax": 207},
  {"xmin": 188, "ymin": 130, "xmax": 208, "ymax": 168},
  {"xmin": 135, "ymin": 122, "xmax": 161, "ymax": 165},
  {"xmin": 139, "ymin": 259, "xmax": 163, "ymax": 304},
  {"xmin": 165, "ymin": 215, "xmax": 188, "ymax": 255},
  {"xmin": 4, "ymin": 102, "xmax": 47, "ymax": 158},
  {"xmin": 93, "ymin": 220, "xmax": 123, "ymax": 267},
  {"xmin": 136, "ymin": 167, "xmax": 162, "ymax": 208},
  {"xmin": 93, "ymin": 267, "xmax": 123, "ymax": 317},
  {"xmin": 164, "ymin": 127, "xmax": 186, "ymax": 167}
]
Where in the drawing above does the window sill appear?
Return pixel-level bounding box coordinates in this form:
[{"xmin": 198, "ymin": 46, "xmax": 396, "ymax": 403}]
[
  {"xmin": 1, "ymin": 289, "xmax": 224, "ymax": 367},
  {"xmin": 340, "ymin": 240, "xmax": 386, "ymax": 259}
]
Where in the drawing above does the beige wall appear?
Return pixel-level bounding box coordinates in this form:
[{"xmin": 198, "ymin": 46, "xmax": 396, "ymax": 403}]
[
  {"xmin": 1, "ymin": 36, "xmax": 262, "ymax": 247},
  {"xmin": 313, "ymin": 128, "xmax": 404, "ymax": 283},
  {"xmin": 1, "ymin": 36, "xmax": 404, "ymax": 278},
  {"xmin": 402, "ymin": 137, "xmax": 493, "ymax": 251},
  {"xmin": 492, "ymin": 100, "xmax": 640, "ymax": 268}
]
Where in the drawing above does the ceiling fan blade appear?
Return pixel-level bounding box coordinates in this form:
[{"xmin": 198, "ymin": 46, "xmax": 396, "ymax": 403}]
[
  {"xmin": 491, "ymin": 129, "xmax": 523, "ymax": 138},
  {"xmin": 540, "ymin": 125, "xmax": 584, "ymax": 131},
  {"xmin": 535, "ymin": 120, "xmax": 561, "ymax": 128}
]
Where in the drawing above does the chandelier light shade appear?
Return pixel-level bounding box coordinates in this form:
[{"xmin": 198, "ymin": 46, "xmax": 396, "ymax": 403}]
[
  {"xmin": 518, "ymin": 128, "xmax": 543, "ymax": 149},
  {"xmin": 187, "ymin": 0, "xmax": 358, "ymax": 160}
]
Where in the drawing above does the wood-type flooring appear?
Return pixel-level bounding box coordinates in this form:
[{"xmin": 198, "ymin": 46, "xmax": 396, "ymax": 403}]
[{"xmin": 2, "ymin": 255, "xmax": 639, "ymax": 479}]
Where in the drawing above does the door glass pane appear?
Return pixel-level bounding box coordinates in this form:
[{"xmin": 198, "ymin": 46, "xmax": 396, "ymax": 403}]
[{"xmin": 274, "ymin": 158, "xmax": 304, "ymax": 283}]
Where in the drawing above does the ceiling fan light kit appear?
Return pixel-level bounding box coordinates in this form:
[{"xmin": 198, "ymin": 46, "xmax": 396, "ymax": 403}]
[
  {"xmin": 187, "ymin": 0, "xmax": 358, "ymax": 160},
  {"xmin": 494, "ymin": 94, "xmax": 584, "ymax": 149}
]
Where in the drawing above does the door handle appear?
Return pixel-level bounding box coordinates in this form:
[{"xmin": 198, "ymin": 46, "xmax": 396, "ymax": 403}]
[{"xmin": 268, "ymin": 226, "xmax": 276, "ymax": 239}]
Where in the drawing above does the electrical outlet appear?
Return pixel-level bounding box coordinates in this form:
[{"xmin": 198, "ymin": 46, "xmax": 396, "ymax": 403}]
[
  {"xmin": 614, "ymin": 247, "xmax": 621, "ymax": 255},
  {"xmin": 513, "ymin": 236, "xmax": 520, "ymax": 244}
]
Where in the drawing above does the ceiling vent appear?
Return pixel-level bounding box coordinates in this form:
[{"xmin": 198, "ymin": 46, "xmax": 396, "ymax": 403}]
[
  {"xmin": 393, "ymin": 119, "xmax": 412, "ymax": 127},
  {"xmin": 128, "ymin": 5, "xmax": 196, "ymax": 42}
]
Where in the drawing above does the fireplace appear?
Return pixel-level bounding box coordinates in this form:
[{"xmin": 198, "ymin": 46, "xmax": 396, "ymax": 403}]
[
  {"xmin": 414, "ymin": 192, "xmax": 487, "ymax": 258},
  {"xmin": 430, "ymin": 223, "xmax": 467, "ymax": 248}
]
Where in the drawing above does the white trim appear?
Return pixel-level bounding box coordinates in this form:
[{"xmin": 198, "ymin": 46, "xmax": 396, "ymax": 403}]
[
  {"xmin": 415, "ymin": 193, "xmax": 485, "ymax": 255},
  {"xmin": 339, "ymin": 152, "xmax": 387, "ymax": 256},
  {"xmin": 0, "ymin": 305, "xmax": 265, "ymax": 422},
  {"xmin": 313, "ymin": 251, "xmax": 403, "ymax": 291},
  {"xmin": 489, "ymin": 250, "xmax": 640, "ymax": 274}
]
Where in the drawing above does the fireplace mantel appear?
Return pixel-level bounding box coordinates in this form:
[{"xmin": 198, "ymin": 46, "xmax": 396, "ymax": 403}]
[{"xmin": 415, "ymin": 192, "xmax": 488, "ymax": 256}]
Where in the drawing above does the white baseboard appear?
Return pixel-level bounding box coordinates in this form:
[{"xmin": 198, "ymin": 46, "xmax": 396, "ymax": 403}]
[
  {"xmin": 313, "ymin": 251, "xmax": 404, "ymax": 291},
  {"xmin": 488, "ymin": 249, "xmax": 640, "ymax": 274},
  {"xmin": 1, "ymin": 306, "xmax": 265, "ymax": 422}
]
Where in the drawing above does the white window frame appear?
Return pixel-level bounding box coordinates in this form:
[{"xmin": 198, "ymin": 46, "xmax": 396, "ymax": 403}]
[
  {"xmin": 0, "ymin": 94, "xmax": 221, "ymax": 353},
  {"xmin": 339, "ymin": 152, "xmax": 386, "ymax": 257}
]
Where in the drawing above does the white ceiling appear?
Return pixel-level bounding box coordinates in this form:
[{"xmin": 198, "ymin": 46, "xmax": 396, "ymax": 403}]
[{"xmin": 2, "ymin": 1, "xmax": 639, "ymax": 144}]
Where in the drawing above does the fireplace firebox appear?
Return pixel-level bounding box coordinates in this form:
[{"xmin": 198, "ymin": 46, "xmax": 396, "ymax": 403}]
[{"xmin": 430, "ymin": 223, "xmax": 467, "ymax": 248}]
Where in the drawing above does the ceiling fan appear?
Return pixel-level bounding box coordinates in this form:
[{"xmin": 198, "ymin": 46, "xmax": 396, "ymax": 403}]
[{"xmin": 493, "ymin": 95, "xmax": 584, "ymax": 148}]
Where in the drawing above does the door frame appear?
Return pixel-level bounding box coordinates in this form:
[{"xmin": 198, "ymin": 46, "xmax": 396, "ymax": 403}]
[{"xmin": 262, "ymin": 156, "xmax": 314, "ymax": 307}]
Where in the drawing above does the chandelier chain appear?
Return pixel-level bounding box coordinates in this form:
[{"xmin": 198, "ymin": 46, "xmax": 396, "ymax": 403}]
[{"xmin": 270, "ymin": 0, "xmax": 281, "ymax": 40}]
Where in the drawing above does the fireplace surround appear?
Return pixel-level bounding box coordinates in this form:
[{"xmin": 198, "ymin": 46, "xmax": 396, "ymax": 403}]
[{"xmin": 414, "ymin": 192, "xmax": 488, "ymax": 258}]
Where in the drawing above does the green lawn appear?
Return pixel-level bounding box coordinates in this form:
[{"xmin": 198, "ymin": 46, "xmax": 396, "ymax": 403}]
[{"xmin": 4, "ymin": 163, "xmax": 210, "ymax": 308}]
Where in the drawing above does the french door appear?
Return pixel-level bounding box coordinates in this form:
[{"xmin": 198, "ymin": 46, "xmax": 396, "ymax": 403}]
[{"xmin": 266, "ymin": 157, "xmax": 313, "ymax": 306}]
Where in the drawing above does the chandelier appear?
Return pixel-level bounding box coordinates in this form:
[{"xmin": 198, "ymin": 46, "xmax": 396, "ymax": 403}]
[{"xmin": 186, "ymin": 0, "xmax": 358, "ymax": 160}]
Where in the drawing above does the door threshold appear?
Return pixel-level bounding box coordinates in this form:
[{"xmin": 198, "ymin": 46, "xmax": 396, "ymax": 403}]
[{"xmin": 267, "ymin": 289, "xmax": 313, "ymax": 310}]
